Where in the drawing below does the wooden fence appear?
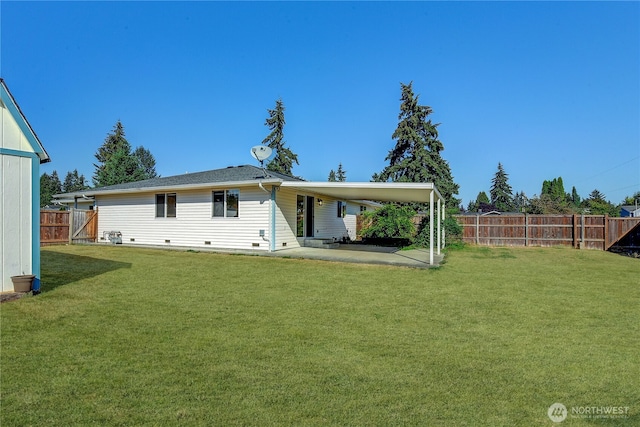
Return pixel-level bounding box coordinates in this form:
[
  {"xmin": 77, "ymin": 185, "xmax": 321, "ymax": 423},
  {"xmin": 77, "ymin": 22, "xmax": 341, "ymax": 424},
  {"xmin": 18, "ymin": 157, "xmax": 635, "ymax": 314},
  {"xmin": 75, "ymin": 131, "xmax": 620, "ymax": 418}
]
[
  {"xmin": 455, "ymin": 214, "xmax": 640, "ymax": 251},
  {"xmin": 40, "ymin": 208, "xmax": 98, "ymax": 246},
  {"xmin": 40, "ymin": 210, "xmax": 70, "ymax": 246}
]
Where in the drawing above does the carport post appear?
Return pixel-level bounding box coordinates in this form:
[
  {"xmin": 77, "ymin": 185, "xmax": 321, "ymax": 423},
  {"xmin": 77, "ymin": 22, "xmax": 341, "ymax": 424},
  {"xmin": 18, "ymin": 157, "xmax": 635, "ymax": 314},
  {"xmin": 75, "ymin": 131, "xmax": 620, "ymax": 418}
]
[
  {"xmin": 429, "ymin": 190, "xmax": 434, "ymax": 265},
  {"xmin": 437, "ymin": 198, "xmax": 441, "ymax": 255}
]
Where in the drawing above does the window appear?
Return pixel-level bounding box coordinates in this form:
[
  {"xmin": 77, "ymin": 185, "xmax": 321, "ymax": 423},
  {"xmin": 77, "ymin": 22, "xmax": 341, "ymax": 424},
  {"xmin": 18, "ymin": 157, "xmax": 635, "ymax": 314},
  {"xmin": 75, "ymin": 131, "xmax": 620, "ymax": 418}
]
[
  {"xmin": 213, "ymin": 190, "xmax": 239, "ymax": 217},
  {"xmin": 156, "ymin": 193, "xmax": 177, "ymax": 218},
  {"xmin": 337, "ymin": 201, "xmax": 346, "ymax": 218},
  {"xmin": 360, "ymin": 205, "xmax": 367, "ymax": 212}
]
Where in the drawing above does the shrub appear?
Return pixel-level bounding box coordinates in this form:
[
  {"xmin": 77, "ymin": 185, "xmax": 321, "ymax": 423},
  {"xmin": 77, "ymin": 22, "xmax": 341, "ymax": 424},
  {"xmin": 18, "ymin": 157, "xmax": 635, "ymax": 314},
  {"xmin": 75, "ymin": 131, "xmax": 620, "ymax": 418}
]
[
  {"xmin": 413, "ymin": 210, "xmax": 463, "ymax": 248},
  {"xmin": 360, "ymin": 204, "xmax": 416, "ymax": 246}
]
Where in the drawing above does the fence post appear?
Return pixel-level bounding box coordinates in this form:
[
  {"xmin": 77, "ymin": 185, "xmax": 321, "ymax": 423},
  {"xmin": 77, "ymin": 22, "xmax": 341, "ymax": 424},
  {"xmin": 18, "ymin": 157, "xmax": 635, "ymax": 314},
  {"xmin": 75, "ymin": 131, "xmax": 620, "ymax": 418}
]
[
  {"xmin": 68, "ymin": 208, "xmax": 74, "ymax": 244},
  {"xmin": 603, "ymin": 214, "xmax": 608, "ymax": 251},
  {"xmin": 475, "ymin": 214, "xmax": 479, "ymax": 245},
  {"xmin": 524, "ymin": 214, "xmax": 528, "ymax": 246},
  {"xmin": 572, "ymin": 214, "xmax": 577, "ymax": 248},
  {"xmin": 580, "ymin": 215, "xmax": 585, "ymax": 249}
]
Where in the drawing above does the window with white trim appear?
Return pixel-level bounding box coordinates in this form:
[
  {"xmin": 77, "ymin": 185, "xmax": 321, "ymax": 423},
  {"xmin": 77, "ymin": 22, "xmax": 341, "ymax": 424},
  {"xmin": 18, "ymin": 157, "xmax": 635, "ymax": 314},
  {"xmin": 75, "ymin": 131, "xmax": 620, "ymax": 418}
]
[{"xmin": 212, "ymin": 189, "xmax": 239, "ymax": 218}]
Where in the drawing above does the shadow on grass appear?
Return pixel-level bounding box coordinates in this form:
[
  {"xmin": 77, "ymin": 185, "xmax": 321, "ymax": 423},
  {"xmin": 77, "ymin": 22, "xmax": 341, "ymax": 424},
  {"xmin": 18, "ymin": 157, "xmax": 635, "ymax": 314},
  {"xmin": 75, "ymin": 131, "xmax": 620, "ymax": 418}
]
[{"xmin": 41, "ymin": 251, "xmax": 132, "ymax": 293}]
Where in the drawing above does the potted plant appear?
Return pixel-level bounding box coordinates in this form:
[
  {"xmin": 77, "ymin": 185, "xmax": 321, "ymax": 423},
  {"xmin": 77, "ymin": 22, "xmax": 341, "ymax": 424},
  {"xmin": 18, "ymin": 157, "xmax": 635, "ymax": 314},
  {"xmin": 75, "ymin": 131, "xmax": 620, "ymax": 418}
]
[{"xmin": 10, "ymin": 275, "xmax": 35, "ymax": 293}]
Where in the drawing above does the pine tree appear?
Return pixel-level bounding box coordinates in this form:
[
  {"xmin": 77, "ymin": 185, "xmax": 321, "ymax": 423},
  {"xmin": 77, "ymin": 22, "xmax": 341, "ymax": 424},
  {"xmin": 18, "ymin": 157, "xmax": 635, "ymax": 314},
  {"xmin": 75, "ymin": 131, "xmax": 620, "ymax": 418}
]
[
  {"xmin": 336, "ymin": 163, "xmax": 346, "ymax": 182},
  {"xmin": 62, "ymin": 169, "xmax": 89, "ymax": 193},
  {"xmin": 262, "ymin": 99, "xmax": 298, "ymax": 176},
  {"xmin": 133, "ymin": 146, "xmax": 158, "ymax": 179},
  {"xmin": 375, "ymin": 82, "xmax": 459, "ymax": 206},
  {"xmin": 513, "ymin": 191, "xmax": 528, "ymax": 213},
  {"xmin": 40, "ymin": 171, "xmax": 62, "ymax": 207},
  {"xmin": 584, "ymin": 189, "xmax": 617, "ymax": 215},
  {"xmin": 328, "ymin": 170, "xmax": 336, "ymax": 182},
  {"xmin": 93, "ymin": 121, "xmax": 157, "ymax": 187},
  {"xmin": 490, "ymin": 163, "xmax": 514, "ymax": 212},
  {"xmin": 571, "ymin": 186, "xmax": 581, "ymax": 207}
]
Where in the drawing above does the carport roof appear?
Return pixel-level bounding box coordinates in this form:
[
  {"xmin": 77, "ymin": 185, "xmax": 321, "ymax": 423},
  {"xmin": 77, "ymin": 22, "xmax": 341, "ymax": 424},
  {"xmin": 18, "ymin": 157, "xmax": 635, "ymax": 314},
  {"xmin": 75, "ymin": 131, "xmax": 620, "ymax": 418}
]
[{"xmin": 281, "ymin": 181, "xmax": 444, "ymax": 204}]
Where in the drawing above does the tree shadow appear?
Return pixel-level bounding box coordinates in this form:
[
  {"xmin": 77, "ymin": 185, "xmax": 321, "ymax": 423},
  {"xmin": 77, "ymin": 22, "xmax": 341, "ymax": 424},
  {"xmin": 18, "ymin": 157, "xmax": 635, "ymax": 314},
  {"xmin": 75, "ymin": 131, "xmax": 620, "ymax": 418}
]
[{"xmin": 40, "ymin": 251, "xmax": 132, "ymax": 293}]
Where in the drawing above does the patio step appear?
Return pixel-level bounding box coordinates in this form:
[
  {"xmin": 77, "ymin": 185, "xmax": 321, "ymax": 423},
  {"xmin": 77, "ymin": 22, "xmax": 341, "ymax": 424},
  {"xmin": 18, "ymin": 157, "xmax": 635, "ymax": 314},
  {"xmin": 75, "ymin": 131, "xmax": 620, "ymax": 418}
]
[{"xmin": 304, "ymin": 238, "xmax": 340, "ymax": 249}]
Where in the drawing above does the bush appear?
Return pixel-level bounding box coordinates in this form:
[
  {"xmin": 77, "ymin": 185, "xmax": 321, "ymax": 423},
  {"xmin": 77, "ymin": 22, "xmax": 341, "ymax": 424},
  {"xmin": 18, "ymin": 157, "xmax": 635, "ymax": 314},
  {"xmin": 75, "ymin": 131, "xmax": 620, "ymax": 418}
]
[
  {"xmin": 413, "ymin": 211, "xmax": 463, "ymax": 248},
  {"xmin": 360, "ymin": 204, "xmax": 416, "ymax": 246}
]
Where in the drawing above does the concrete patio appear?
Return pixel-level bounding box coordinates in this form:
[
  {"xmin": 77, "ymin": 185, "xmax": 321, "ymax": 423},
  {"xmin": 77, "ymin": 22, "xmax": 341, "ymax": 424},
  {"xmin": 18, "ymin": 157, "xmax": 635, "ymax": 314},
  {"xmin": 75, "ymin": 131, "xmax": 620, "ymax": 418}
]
[
  {"xmin": 102, "ymin": 242, "xmax": 443, "ymax": 268},
  {"xmin": 265, "ymin": 244, "xmax": 444, "ymax": 268}
]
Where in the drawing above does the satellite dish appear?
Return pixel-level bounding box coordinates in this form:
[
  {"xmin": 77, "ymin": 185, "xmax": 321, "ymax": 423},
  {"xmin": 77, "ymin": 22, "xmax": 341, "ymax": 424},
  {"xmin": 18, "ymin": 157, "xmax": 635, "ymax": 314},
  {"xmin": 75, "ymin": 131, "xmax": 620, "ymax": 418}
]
[{"xmin": 251, "ymin": 145, "xmax": 272, "ymax": 163}]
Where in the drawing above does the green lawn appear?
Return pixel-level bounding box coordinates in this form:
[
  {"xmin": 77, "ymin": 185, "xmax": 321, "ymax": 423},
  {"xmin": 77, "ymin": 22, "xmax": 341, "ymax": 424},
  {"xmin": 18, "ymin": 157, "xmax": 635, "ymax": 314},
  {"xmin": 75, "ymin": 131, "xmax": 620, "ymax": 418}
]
[{"xmin": 1, "ymin": 245, "xmax": 638, "ymax": 426}]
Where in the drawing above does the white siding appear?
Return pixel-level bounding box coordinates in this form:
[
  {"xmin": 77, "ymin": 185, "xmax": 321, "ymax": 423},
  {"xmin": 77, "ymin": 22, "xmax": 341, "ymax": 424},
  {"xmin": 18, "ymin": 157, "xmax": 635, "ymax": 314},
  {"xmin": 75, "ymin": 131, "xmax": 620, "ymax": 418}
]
[
  {"xmin": 273, "ymin": 188, "xmax": 300, "ymax": 249},
  {"xmin": 94, "ymin": 185, "xmax": 383, "ymax": 254},
  {"xmin": 314, "ymin": 199, "xmax": 350, "ymax": 241},
  {"xmin": 96, "ymin": 187, "xmax": 272, "ymax": 251},
  {"xmin": 273, "ymin": 189, "xmax": 367, "ymax": 246},
  {"xmin": 0, "ymin": 152, "xmax": 33, "ymax": 291},
  {"xmin": 1, "ymin": 102, "xmax": 32, "ymax": 152}
]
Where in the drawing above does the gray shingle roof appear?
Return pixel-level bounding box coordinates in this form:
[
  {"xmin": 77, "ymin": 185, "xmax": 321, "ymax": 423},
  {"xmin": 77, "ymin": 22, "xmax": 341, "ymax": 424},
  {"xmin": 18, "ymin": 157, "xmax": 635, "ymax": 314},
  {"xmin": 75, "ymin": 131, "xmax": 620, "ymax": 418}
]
[{"xmin": 58, "ymin": 165, "xmax": 302, "ymax": 197}]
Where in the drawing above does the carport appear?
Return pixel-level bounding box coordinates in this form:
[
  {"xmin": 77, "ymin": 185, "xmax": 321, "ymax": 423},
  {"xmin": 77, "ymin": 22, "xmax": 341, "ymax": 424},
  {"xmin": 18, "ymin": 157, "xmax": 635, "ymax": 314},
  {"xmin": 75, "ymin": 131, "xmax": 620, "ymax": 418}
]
[{"xmin": 280, "ymin": 181, "xmax": 446, "ymax": 265}]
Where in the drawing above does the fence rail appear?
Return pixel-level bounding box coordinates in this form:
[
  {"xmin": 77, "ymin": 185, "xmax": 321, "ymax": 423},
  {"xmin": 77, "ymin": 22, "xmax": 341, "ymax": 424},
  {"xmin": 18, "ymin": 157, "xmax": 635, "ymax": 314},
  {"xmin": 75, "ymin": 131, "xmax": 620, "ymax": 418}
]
[{"xmin": 455, "ymin": 214, "xmax": 640, "ymax": 251}]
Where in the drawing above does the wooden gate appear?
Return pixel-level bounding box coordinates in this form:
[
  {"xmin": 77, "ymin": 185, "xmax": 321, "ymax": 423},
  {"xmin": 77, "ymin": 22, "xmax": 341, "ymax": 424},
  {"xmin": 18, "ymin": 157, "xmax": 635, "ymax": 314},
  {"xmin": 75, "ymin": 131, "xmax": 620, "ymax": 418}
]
[
  {"xmin": 71, "ymin": 208, "xmax": 98, "ymax": 244},
  {"xmin": 40, "ymin": 210, "xmax": 70, "ymax": 246},
  {"xmin": 606, "ymin": 217, "xmax": 640, "ymax": 250}
]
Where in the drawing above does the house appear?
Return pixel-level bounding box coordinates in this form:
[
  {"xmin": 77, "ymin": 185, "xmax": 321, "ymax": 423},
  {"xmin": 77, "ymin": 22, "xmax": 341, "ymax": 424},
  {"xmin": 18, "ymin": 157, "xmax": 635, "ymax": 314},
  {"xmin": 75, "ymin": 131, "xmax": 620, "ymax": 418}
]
[
  {"xmin": 620, "ymin": 205, "xmax": 639, "ymax": 218},
  {"xmin": 1, "ymin": 79, "xmax": 51, "ymax": 292},
  {"xmin": 54, "ymin": 165, "xmax": 446, "ymax": 263}
]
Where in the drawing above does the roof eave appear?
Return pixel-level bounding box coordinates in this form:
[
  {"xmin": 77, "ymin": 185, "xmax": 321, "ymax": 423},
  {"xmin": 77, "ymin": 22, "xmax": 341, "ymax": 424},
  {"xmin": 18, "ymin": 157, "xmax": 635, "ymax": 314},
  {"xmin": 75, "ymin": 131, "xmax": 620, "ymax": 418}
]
[
  {"xmin": 53, "ymin": 178, "xmax": 284, "ymax": 199},
  {"xmin": 0, "ymin": 79, "xmax": 51, "ymax": 163}
]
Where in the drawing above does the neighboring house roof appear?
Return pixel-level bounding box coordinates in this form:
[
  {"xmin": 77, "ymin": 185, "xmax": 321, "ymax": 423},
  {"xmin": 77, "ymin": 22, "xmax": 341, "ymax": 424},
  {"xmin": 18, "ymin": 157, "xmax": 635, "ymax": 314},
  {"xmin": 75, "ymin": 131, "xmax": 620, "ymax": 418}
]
[
  {"xmin": 621, "ymin": 205, "xmax": 640, "ymax": 214},
  {"xmin": 0, "ymin": 78, "xmax": 51, "ymax": 163}
]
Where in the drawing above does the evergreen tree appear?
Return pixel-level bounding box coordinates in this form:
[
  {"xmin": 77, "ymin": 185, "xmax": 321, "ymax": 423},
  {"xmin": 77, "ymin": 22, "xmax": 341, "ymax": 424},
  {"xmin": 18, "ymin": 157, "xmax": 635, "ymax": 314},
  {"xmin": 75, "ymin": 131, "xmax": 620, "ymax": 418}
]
[
  {"xmin": 541, "ymin": 177, "xmax": 566, "ymax": 201},
  {"xmin": 93, "ymin": 121, "xmax": 157, "ymax": 187},
  {"xmin": 490, "ymin": 163, "xmax": 514, "ymax": 212},
  {"xmin": 40, "ymin": 171, "xmax": 62, "ymax": 207},
  {"xmin": 262, "ymin": 99, "xmax": 298, "ymax": 176},
  {"xmin": 588, "ymin": 189, "xmax": 605, "ymax": 202},
  {"xmin": 62, "ymin": 169, "xmax": 89, "ymax": 193},
  {"xmin": 571, "ymin": 186, "xmax": 581, "ymax": 207},
  {"xmin": 467, "ymin": 191, "xmax": 490, "ymax": 212},
  {"xmin": 133, "ymin": 146, "xmax": 158, "ymax": 179},
  {"xmin": 336, "ymin": 163, "xmax": 346, "ymax": 182},
  {"xmin": 513, "ymin": 191, "xmax": 528, "ymax": 213},
  {"xmin": 328, "ymin": 170, "xmax": 337, "ymax": 182},
  {"xmin": 375, "ymin": 82, "xmax": 459, "ymax": 206},
  {"xmin": 583, "ymin": 189, "xmax": 617, "ymax": 216}
]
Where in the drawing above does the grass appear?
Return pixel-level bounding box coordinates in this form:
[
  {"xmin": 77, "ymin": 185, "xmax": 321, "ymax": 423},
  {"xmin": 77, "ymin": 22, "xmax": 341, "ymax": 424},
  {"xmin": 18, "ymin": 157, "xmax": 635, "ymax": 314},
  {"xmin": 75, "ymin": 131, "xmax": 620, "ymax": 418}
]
[{"xmin": 1, "ymin": 244, "xmax": 638, "ymax": 426}]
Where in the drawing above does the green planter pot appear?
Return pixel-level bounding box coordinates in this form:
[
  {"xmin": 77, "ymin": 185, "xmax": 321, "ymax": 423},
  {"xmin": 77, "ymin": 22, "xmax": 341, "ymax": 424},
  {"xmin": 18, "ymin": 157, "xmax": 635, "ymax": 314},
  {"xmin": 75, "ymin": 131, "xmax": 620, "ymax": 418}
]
[{"xmin": 10, "ymin": 275, "xmax": 35, "ymax": 293}]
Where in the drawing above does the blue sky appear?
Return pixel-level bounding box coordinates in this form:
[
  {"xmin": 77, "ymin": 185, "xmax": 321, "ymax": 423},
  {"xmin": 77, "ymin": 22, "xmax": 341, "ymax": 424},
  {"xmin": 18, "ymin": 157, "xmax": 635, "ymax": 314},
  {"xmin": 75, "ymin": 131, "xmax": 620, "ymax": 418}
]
[{"xmin": 2, "ymin": 1, "xmax": 638, "ymax": 206}]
